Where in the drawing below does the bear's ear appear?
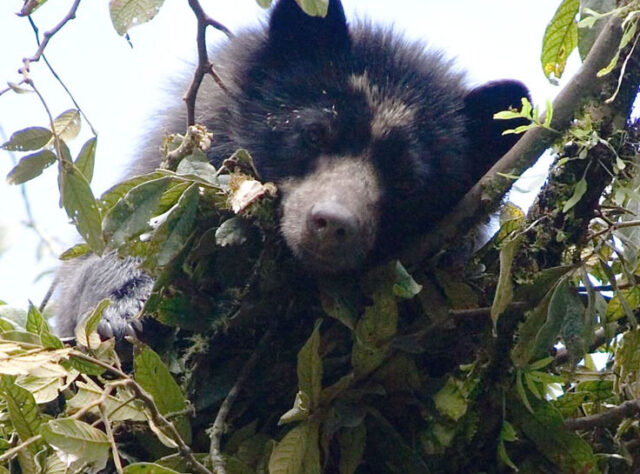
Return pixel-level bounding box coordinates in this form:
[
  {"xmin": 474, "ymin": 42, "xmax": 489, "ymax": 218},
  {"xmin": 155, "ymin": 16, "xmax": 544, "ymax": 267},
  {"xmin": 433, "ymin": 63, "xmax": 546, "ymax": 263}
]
[
  {"xmin": 463, "ymin": 80, "xmax": 530, "ymax": 180},
  {"xmin": 267, "ymin": 0, "xmax": 351, "ymax": 59}
]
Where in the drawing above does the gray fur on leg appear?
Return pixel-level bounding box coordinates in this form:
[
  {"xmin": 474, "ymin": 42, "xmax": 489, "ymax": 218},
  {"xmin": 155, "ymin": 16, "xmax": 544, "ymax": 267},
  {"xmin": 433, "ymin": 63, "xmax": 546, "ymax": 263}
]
[{"xmin": 55, "ymin": 252, "xmax": 153, "ymax": 339}]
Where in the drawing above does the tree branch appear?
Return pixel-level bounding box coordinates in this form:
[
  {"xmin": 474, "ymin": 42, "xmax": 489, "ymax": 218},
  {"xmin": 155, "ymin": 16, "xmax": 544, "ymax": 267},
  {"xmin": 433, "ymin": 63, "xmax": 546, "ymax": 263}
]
[
  {"xmin": 208, "ymin": 329, "xmax": 273, "ymax": 474},
  {"xmin": 402, "ymin": 14, "xmax": 625, "ymax": 265},
  {"xmin": 185, "ymin": 0, "xmax": 233, "ymax": 127},
  {"xmin": 565, "ymin": 399, "xmax": 640, "ymax": 431},
  {"xmin": 27, "ymin": 15, "xmax": 97, "ymax": 135},
  {"xmin": 21, "ymin": 0, "xmax": 82, "ymax": 68}
]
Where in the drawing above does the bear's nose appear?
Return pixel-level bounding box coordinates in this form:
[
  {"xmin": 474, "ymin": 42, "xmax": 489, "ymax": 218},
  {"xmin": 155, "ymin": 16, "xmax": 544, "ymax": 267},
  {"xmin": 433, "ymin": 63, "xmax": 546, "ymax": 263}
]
[{"xmin": 307, "ymin": 201, "xmax": 357, "ymax": 245}]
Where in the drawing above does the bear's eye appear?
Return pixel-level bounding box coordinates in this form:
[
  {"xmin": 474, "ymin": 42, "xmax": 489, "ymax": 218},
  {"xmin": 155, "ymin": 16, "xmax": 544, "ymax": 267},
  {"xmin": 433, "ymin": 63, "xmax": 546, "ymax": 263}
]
[{"xmin": 302, "ymin": 123, "xmax": 328, "ymax": 147}]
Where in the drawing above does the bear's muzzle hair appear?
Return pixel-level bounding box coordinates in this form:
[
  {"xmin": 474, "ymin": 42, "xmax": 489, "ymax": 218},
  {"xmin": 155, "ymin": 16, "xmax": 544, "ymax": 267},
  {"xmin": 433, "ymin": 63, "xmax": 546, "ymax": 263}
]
[{"xmin": 279, "ymin": 155, "xmax": 381, "ymax": 273}]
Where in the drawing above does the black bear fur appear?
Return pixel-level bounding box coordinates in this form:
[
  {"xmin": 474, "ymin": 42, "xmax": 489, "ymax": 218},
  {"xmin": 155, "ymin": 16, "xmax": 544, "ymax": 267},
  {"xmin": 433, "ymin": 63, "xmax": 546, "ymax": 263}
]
[{"xmin": 55, "ymin": 0, "xmax": 529, "ymax": 339}]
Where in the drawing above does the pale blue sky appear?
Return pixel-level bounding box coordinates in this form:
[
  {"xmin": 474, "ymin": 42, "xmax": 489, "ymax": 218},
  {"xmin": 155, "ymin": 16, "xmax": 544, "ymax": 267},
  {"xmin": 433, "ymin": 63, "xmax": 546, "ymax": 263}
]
[{"xmin": 0, "ymin": 0, "xmax": 567, "ymax": 307}]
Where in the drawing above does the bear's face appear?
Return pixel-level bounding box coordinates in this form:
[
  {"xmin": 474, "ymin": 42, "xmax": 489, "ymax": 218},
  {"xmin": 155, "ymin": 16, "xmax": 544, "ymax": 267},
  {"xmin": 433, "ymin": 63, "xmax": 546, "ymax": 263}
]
[{"xmin": 205, "ymin": 0, "xmax": 529, "ymax": 273}]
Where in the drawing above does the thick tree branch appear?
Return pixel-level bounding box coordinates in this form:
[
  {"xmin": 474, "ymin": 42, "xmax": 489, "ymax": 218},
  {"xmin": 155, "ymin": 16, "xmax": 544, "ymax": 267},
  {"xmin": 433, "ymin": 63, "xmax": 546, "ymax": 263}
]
[
  {"xmin": 402, "ymin": 14, "xmax": 625, "ymax": 265},
  {"xmin": 565, "ymin": 399, "xmax": 640, "ymax": 430}
]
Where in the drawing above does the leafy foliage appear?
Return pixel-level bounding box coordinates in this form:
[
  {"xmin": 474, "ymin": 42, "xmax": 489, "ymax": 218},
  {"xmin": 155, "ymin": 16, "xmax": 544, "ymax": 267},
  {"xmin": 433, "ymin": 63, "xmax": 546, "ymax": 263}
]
[{"xmin": 3, "ymin": 0, "xmax": 640, "ymax": 473}]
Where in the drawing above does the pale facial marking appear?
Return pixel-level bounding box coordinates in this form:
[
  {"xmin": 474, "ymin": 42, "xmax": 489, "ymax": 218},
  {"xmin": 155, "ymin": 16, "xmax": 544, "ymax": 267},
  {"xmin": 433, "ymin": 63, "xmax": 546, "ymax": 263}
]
[{"xmin": 349, "ymin": 73, "xmax": 415, "ymax": 138}]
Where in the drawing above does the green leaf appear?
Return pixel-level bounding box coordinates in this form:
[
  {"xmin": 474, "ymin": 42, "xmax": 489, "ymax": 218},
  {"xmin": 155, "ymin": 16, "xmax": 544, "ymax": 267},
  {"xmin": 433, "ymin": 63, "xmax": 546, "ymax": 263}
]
[
  {"xmin": 224, "ymin": 419, "xmax": 258, "ymax": 454},
  {"xmin": 510, "ymin": 398, "xmax": 598, "ymax": 473},
  {"xmin": 560, "ymin": 282, "xmax": 589, "ymax": 365},
  {"xmin": 1, "ymin": 127, "xmax": 52, "ymax": 151},
  {"xmin": 494, "ymin": 110, "xmax": 525, "ymax": 120},
  {"xmin": 280, "ymin": 391, "xmax": 312, "ymax": 426},
  {"xmin": 25, "ymin": 304, "xmax": 62, "ymax": 349},
  {"xmin": 578, "ymin": 0, "xmax": 616, "ymax": 60},
  {"xmin": 297, "ymin": 320, "xmax": 323, "ymax": 408},
  {"xmin": 392, "ymin": 261, "xmax": 422, "ymax": 299},
  {"xmin": 511, "ymin": 291, "xmax": 555, "ymax": 368},
  {"xmin": 99, "ymin": 171, "xmax": 167, "ymax": 213},
  {"xmin": 17, "ymin": 0, "xmax": 49, "ymax": 15},
  {"xmin": 365, "ymin": 413, "xmax": 430, "ymax": 473},
  {"xmin": 65, "ymin": 354, "xmax": 106, "ymax": 376},
  {"xmin": 255, "ymin": 0, "xmax": 272, "ymax": 7},
  {"xmin": 0, "ymin": 306, "xmax": 27, "ymax": 329},
  {"xmin": 294, "ymin": 0, "xmax": 328, "ymax": 17},
  {"xmin": 6, "ymin": 150, "xmax": 56, "ymax": 185},
  {"xmin": 59, "ymin": 243, "xmax": 91, "ymax": 260},
  {"xmin": 269, "ymin": 421, "xmax": 320, "ymax": 474},
  {"xmin": 433, "ymin": 377, "xmax": 468, "ymax": 421},
  {"xmin": 75, "ymin": 137, "xmax": 97, "ymax": 183},
  {"xmin": 60, "ymin": 161, "xmax": 105, "ymax": 254},
  {"xmin": 67, "ymin": 380, "xmax": 146, "ymax": 422},
  {"xmin": 0, "ymin": 376, "xmax": 42, "ymax": 452},
  {"xmin": 338, "ymin": 423, "xmax": 366, "ymax": 474},
  {"xmin": 497, "ymin": 421, "xmax": 519, "ymax": 471},
  {"xmin": 40, "ymin": 452, "xmax": 67, "ymax": 474},
  {"xmin": 606, "ymin": 286, "xmax": 640, "ymax": 322},
  {"xmin": 145, "ymin": 183, "xmax": 199, "ymax": 268},
  {"xmin": 52, "ymin": 109, "xmax": 81, "ymax": 143},
  {"xmin": 215, "ymin": 216, "xmax": 251, "ymax": 247},
  {"xmin": 563, "ymin": 178, "xmax": 587, "ymax": 212},
  {"xmin": 102, "ymin": 176, "xmax": 173, "ymax": 247},
  {"xmin": 40, "ymin": 418, "xmax": 110, "ymax": 467},
  {"xmin": 351, "ymin": 267, "xmax": 398, "ymax": 376},
  {"xmin": 75, "ymin": 299, "xmax": 110, "ymax": 349},
  {"xmin": 320, "ymin": 374, "xmax": 354, "ymax": 404},
  {"xmin": 16, "ymin": 374, "xmax": 65, "ymax": 404},
  {"xmin": 515, "ymin": 265, "xmax": 573, "ymax": 303},
  {"xmin": 491, "ymin": 236, "xmax": 521, "ymax": 330},
  {"xmin": 109, "ymin": 0, "xmax": 166, "ymax": 36},
  {"xmin": 319, "ymin": 284, "xmax": 358, "ymax": 330},
  {"xmin": 613, "ymin": 329, "xmax": 640, "ymax": 392},
  {"xmin": 17, "ymin": 451, "xmax": 37, "ymax": 474},
  {"xmin": 533, "ymin": 278, "xmax": 581, "ymax": 360},
  {"xmin": 601, "ymin": 16, "xmax": 638, "ymax": 78},
  {"xmin": 176, "ymin": 151, "xmax": 218, "ymax": 185},
  {"xmin": 134, "ymin": 344, "xmax": 191, "ymax": 443},
  {"xmin": 123, "ymin": 463, "xmax": 183, "ymax": 474},
  {"xmin": 25, "ymin": 304, "xmax": 49, "ymax": 335},
  {"xmin": 541, "ymin": 0, "xmax": 579, "ymax": 81}
]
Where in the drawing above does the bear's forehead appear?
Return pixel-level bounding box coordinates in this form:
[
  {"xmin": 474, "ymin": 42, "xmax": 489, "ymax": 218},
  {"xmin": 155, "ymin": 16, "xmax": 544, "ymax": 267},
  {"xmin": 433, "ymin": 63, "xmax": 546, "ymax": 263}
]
[
  {"xmin": 260, "ymin": 71, "xmax": 416, "ymax": 131},
  {"xmin": 348, "ymin": 72, "xmax": 415, "ymax": 139}
]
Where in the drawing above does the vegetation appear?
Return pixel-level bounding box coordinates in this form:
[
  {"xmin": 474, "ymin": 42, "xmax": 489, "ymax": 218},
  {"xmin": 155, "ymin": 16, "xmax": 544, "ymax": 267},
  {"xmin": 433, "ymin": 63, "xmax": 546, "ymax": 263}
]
[{"xmin": 2, "ymin": 0, "xmax": 640, "ymax": 472}]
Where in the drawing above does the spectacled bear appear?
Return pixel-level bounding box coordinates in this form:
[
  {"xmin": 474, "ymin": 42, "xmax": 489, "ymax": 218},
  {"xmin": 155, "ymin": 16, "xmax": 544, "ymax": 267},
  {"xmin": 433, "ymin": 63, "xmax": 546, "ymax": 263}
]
[{"xmin": 56, "ymin": 0, "xmax": 529, "ymax": 338}]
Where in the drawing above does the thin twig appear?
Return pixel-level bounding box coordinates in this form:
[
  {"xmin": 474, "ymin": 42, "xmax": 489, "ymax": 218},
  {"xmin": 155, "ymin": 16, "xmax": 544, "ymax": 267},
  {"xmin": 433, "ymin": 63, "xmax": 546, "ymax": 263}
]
[
  {"xmin": 589, "ymin": 218, "xmax": 640, "ymax": 241},
  {"xmin": 0, "ymin": 435, "xmax": 42, "ymax": 464},
  {"xmin": 124, "ymin": 379, "xmax": 213, "ymax": 474},
  {"xmin": 21, "ymin": 0, "xmax": 82, "ymax": 67},
  {"xmin": 209, "ymin": 329, "xmax": 274, "ymax": 474},
  {"xmin": 27, "ymin": 79, "xmax": 63, "ymax": 162},
  {"xmin": 184, "ymin": 0, "xmax": 233, "ymax": 126},
  {"xmin": 67, "ymin": 351, "xmax": 213, "ymax": 474},
  {"xmin": 69, "ymin": 351, "xmax": 129, "ymax": 379},
  {"xmin": 448, "ymin": 302, "xmax": 528, "ymax": 319},
  {"xmin": 27, "ymin": 15, "xmax": 97, "ymax": 135},
  {"xmin": 39, "ymin": 277, "xmax": 57, "ymax": 312},
  {"xmin": 100, "ymin": 404, "xmax": 124, "ymax": 474}
]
